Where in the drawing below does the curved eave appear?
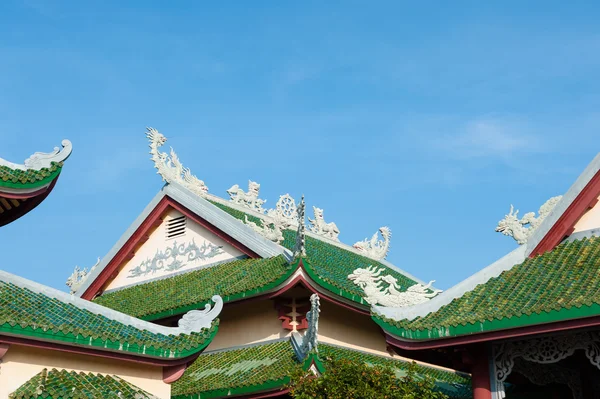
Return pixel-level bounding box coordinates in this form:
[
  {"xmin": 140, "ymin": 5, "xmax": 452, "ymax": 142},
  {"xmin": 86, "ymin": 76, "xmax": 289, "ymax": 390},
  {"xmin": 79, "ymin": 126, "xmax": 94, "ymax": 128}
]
[
  {"xmin": 0, "ymin": 320, "xmax": 219, "ymax": 366},
  {"xmin": 0, "ymin": 177, "xmax": 59, "ymax": 227},
  {"xmin": 374, "ymin": 302, "xmax": 600, "ymax": 349}
]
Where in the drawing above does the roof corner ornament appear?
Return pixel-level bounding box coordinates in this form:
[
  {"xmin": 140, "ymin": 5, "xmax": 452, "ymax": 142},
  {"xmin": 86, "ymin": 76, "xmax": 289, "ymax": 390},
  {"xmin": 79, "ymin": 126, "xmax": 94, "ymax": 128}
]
[
  {"xmin": 178, "ymin": 295, "xmax": 223, "ymax": 332},
  {"xmin": 353, "ymin": 227, "xmax": 391, "ymax": 260},
  {"xmin": 348, "ymin": 266, "xmax": 441, "ymax": 307},
  {"xmin": 0, "ymin": 139, "xmax": 72, "ymax": 171},
  {"xmin": 146, "ymin": 127, "xmax": 209, "ymax": 197},
  {"xmin": 227, "ymin": 181, "xmax": 266, "ymax": 213},
  {"xmin": 308, "ymin": 206, "xmax": 340, "ymax": 241},
  {"xmin": 293, "ymin": 195, "xmax": 307, "ymax": 260},
  {"xmin": 65, "ymin": 258, "xmax": 100, "ymax": 294},
  {"xmin": 495, "ymin": 195, "xmax": 563, "ymax": 245},
  {"xmin": 297, "ymin": 293, "xmax": 320, "ymax": 359}
]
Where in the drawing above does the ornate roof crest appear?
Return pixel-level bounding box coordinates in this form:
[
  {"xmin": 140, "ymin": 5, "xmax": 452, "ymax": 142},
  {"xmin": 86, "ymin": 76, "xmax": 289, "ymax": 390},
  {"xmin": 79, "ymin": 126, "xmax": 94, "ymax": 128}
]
[
  {"xmin": 297, "ymin": 293, "xmax": 320, "ymax": 359},
  {"xmin": 308, "ymin": 206, "xmax": 340, "ymax": 241},
  {"xmin": 266, "ymin": 194, "xmax": 299, "ymax": 227},
  {"xmin": 227, "ymin": 180, "xmax": 266, "ymax": 213},
  {"xmin": 348, "ymin": 266, "xmax": 441, "ymax": 307},
  {"xmin": 146, "ymin": 127, "xmax": 209, "ymax": 196},
  {"xmin": 66, "ymin": 258, "xmax": 100, "ymax": 294},
  {"xmin": 293, "ymin": 195, "xmax": 307, "ymax": 260},
  {"xmin": 353, "ymin": 227, "xmax": 391, "ymax": 260},
  {"xmin": 495, "ymin": 195, "xmax": 563, "ymax": 245},
  {"xmin": 0, "ymin": 139, "xmax": 72, "ymax": 171},
  {"xmin": 178, "ymin": 295, "xmax": 223, "ymax": 332},
  {"xmin": 244, "ymin": 215, "xmax": 285, "ymax": 243}
]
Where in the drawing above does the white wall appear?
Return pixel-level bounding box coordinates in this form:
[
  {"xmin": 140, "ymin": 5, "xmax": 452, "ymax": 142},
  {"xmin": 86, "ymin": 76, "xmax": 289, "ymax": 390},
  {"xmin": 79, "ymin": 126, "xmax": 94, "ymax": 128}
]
[
  {"xmin": 573, "ymin": 195, "xmax": 600, "ymax": 233},
  {"xmin": 106, "ymin": 209, "xmax": 244, "ymax": 291},
  {"xmin": 0, "ymin": 345, "xmax": 169, "ymax": 399}
]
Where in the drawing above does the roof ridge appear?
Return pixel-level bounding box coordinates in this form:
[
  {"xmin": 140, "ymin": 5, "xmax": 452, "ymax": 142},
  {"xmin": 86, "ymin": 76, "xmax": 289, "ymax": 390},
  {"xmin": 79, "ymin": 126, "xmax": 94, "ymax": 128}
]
[{"xmin": 200, "ymin": 337, "xmax": 293, "ymax": 355}]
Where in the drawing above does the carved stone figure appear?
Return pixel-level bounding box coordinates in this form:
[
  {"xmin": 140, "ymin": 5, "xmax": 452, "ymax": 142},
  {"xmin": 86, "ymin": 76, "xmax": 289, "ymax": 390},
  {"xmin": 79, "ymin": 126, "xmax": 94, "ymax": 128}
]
[
  {"xmin": 65, "ymin": 258, "xmax": 100, "ymax": 294},
  {"xmin": 226, "ymin": 181, "xmax": 266, "ymax": 213},
  {"xmin": 293, "ymin": 196, "xmax": 307, "ymax": 259},
  {"xmin": 308, "ymin": 206, "xmax": 340, "ymax": 241},
  {"xmin": 244, "ymin": 215, "xmax": 285, "ymax": 243},
  {"xmin": 353, "ymin": 227, "xmax": 391, "ymax": 260},
  {"xmin": 300, "ymin": 294, "xmax": 320, "ymax": 356},
  {"xmin": 266, "ymin": 194, "xmax": 298, "ymax": 227},
  {"xmin": 146, "ymin": 127, "xmax": 209, "ymax": 196},
  {"xmin": 495, "ymin": 196, "xmax": 563, "ymax": 245},
  {"xmin": 0, "ymin": 139, "xmax": 72, "ymax": 171},
  {"xmin": 178, "ymin": 295, "xmax": 223, "ymax": 332},
  {"xmin": 348, "ymin": 266, "xmax": 441, "ymax": 307}
]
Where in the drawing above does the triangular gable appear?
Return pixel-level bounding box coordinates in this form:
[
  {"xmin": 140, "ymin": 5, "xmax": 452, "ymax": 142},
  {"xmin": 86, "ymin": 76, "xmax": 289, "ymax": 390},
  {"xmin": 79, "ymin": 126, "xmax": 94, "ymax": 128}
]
[
  {"xmin": 526, "ymin": 152, "xmax": 600, "ymax": 257},
  {"xmin": 78, "ymin": 183, "xmax": 288, "ymax": 299}
]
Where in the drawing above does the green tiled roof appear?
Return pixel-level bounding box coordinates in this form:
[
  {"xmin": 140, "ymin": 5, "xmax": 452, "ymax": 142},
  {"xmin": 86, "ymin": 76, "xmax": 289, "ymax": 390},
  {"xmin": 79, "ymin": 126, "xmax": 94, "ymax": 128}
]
[
  {"xmin": 0, "ymin": 162, "xmax": 62, "ymax": 189},
  {"xmin": 210, "ymin": 201, "xmax": 422, "ymax": 305},
  {"xmin": 0, "ymin": 279, "xmax": 218, "ymax": 358},
  {"xmin": 319, "ymin": 344, "xmax": 472, "ymax": 399},
  {"xmin": 94, "ymin": 255, "xmax": 293, "ymax": 320},
  {"xmin": 374, "ymin": 236, "xmax": 600, "ymax": 340},
  {"xmin": 172, "ymin": 339, "xmax": 299, "ymax": 399},
  {"xmin": 10, "ymin": 368, "xmax": 157, "ymax": 399}
]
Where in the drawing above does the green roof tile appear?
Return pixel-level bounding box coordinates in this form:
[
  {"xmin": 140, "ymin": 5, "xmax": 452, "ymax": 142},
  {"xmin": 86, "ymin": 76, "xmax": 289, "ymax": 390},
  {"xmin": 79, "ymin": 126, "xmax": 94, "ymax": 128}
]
[
  {"xmin": 10, "ymin": 369, "xmax": 157, "ymax": 399},
  {"xmin": 0, "ymin": 279, "xmax": 217, "ymax": 358},
  {"xmin": 374, "ymin": 237, "xmax": 600, "ymax": 340},
  {"xmin": 0, "ymin": 162, "xmax": 62, "ymax": 189},
  {"xmin": 210, "ymin": 201, "xmax": 422, "ymax": 305},
  {"xmin": 94, "ymin": 255, "xmax": 293, "ymax": 320},
  {"xmin": 172, "ymin": 339, "xmax": 298, "ymax": 399}
]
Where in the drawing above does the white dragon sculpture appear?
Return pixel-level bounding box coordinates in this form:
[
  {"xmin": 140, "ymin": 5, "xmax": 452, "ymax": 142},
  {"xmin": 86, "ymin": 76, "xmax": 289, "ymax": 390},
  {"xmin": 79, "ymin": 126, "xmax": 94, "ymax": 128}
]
[
  {"xmin": 227, "ymin": 180, "xmax": 266, "ymax": 213},
  {"xmin": 146, "ymin": 127, "xmax": 209, "ymax": 196},
  {"xmin": 65, "ymin": 258, "xmax": 100, "ymax": 294},
  {"xmin": 308, "ymin": 206, "xmax": 340, "ymax": 241},
  {"xmin": 348, "ymin": 266, "xmax": 441, "ymax": 307},
  {"xmin": 244, "ymin": 215, "xmax": 285, "ymax": 243},
  {"xmin": 300, "ymin": 294, "xmax": 320, "ymax": 356},
  {"xmin": 495, "ymin": 196, "xmax": 563, "ymax": 245},
  {"xmin": 353, "ymin": 227, "xmax": 391, "ymax": 260}
]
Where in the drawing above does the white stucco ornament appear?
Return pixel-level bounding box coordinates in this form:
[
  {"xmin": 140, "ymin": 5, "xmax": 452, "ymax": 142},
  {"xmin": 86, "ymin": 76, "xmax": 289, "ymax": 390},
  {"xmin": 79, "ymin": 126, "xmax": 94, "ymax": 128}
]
[
  {"xmin": 266, "ymin": 194, "xmax": 299, "ymax": 227},
  {"xmin": 308, "ymin": 206, "xmax": 340, "ymax": 241},
  {"xmin": 496, "ymin": 196, "xmax": 563, "ymax": 245},
  {"xmin": 146, "ymin": 127, "xmax": 209, "ymax": 196},
  {"xmin": 178, "ymin": 295, "xmax": 223, "ymax": 332},
  {"xmin": 293, "ymin": 196, "xmax": 307, "ymax": 259},
  {"xmin": 348, "ymin": 266, "xmax": 441, "ymax": 307},
  {"xmin": 66, "ymin": 258, "xmax": 100, "ymax": 294},
  {"xmin": 0, "ymin": 139, "xmax": 72, "ymax": 171},
  {"xmin": 227, "ymin": 181, "xmax": 267, "ymax": 213},
  {"xmin": 353, "ymin": 227, "xmax": 391, "ymax": 260},
  {"xmin": 244, "ymin": 215, "xmax": 285, "ymax": 243}
]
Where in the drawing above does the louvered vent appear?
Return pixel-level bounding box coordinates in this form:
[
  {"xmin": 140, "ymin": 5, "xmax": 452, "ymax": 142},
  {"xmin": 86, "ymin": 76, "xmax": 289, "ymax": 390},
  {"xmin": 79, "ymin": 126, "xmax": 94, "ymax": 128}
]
[{"xmin": 166, "ymin": 215, "xmax": 187, "ymax": 239}]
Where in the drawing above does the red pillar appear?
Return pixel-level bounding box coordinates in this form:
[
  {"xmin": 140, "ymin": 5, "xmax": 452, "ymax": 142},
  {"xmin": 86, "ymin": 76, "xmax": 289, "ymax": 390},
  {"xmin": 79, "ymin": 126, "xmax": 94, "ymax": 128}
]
[{"xmin": 471, "ymin": 349, "xmax": 492, "ymax": 399}]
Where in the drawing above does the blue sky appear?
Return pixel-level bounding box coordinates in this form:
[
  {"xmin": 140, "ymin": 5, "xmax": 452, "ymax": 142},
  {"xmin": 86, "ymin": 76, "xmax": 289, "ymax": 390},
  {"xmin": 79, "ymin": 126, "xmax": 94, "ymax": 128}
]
[{"xmin": 1, "ymin": 1, "xmax": 599, "ymax": 291}]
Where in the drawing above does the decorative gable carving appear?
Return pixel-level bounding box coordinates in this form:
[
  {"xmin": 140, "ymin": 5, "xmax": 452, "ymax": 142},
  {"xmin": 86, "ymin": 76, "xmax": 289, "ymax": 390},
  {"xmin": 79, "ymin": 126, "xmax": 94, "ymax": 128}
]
[{"xmin": 496, "ymin": 196, "xmax": 563, "ymax": 244}]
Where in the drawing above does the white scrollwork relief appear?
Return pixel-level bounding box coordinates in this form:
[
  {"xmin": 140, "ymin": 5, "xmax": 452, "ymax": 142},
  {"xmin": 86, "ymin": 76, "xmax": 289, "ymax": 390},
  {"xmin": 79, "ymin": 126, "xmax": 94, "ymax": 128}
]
[
  {"xmin": 348, "ymin": 266, "xmax": 441, "ymax": 307},
  {"xmin": 298, "ymin": 294, "xmax": 320, "ymax": 358},
  {"xmin": 308, "ymin": 206, "xmax": 340, "ymax": 241},
  {"xmin": 65, "ymin": 258, "xmax": 100, "ymax": 294},
  {"xmin": 227, "ymin": 181, "xmax": 266, "ymax": 213},
  {"xmin": 495, "ymin": 196, "xmax": 563, "ymax": 244},
  {"xmin": 493, "ymin": 331, "xmax": 600, "ymax": 398},
  {"xmin": 0, "ymin": 140, "xmax": 72, "ymax": 171},
  {"xmin": 146, "ymin": 127, "xmax": 209, "ymax": 196},
  {"xmin": 244, "ymin": 215, "xmax": 285, "ymax": 244},
  {"xmin": 178, "ymin": 295, "xmax": 223, "ymax": 332},
  {"xmin": 128, "ymin": 240, "xmax": 223, "ymax": 278},
  {"xmin": 353, "ymin": 227, "xmax": 391, "ymax": 260},
  {"xmin": 293, "ymin": 196, "xmax": 307, "ymax": 259}
]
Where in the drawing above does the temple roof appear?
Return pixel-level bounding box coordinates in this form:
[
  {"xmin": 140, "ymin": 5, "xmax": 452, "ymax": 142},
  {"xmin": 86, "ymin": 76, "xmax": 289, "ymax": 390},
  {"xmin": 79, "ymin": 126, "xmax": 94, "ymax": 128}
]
[
  {"xmin": 172, "ymin": 338, "xmax": 471, "ymax": 399},
  {"xmin": 373, "ymin": 236, "xmax": 600, "ymax": 341},
  {"xmin": 0, "ymin": 139, "xmax": 72, "ymax": 226},
  {"xmin": 0, "ymin": 269, "xmax": 219, "ymax": 360},
  {"xmin": 9, "ymin": 368, "xmax": 157, "ymax": 399}
]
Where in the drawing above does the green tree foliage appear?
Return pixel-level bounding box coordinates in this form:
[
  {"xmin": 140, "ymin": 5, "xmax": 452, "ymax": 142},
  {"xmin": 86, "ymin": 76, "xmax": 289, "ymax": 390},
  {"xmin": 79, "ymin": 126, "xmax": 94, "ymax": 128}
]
[{"xmin": 288, "ymin": 358, "xmax": 448, "ymax": 399}]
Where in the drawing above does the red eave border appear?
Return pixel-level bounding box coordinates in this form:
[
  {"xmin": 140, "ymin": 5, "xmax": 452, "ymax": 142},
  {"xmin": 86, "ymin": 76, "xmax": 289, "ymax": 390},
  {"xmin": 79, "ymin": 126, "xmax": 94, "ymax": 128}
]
[
  {"xmin": 530, "ymin": 169, "xmax": 600, "ymax": 257},
  {"xmin": 81, "ymin": 195, "xmax": 261, "ymax": 300},
  {"xmin": 0, "ymin": 178, "xmax": 57, "ymax": 227}
]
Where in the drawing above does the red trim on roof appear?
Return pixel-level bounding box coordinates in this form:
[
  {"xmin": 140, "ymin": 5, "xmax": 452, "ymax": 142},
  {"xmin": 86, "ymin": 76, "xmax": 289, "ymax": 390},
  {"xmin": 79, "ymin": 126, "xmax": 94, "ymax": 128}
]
[
  {"xmin": 385, "ymin": 314, "xmax": 600, "ymax": 350},
  {"xmin": 81, "ymin": 196, "xmax": 260, "ymax": 300},
  {"xmin": 530, "ymin": 169, "xmax": 600, "ymax": 257},
  {"xmin": 0, "ymin": 184, "xmax": 52, "ymax": 199},
  {"xmin": 0, "ymin": 178, "xmax": 57, "ymax": 227},
  {"xmin": 242, "ymin": 389, "xmax": 290, "ymax": 398},
  {"xmin": 0, "ymin": 334, "xmax": 200, "ymax": 366}
]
